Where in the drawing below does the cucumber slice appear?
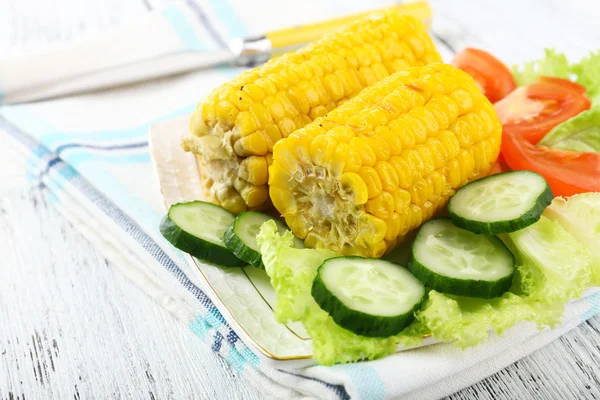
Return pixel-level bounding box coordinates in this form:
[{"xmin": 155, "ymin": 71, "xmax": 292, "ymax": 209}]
[
  {"xmin": 224, "ymin": 211, "xmax": 304, "ymax": 268},
  {"xmin": 408, "ymin": 218, "xmax": 515, "ymax": 299},
  {"xmin": 448, "ymin": 170, "xmax": 553, "ymax": 234},
  {"xmin": 311, "ymin": 257, "xmax": 425, "ymax": 337},
  {"xmin": 160, "ymin": 201, "xmax": 243, "ymax": 267}
]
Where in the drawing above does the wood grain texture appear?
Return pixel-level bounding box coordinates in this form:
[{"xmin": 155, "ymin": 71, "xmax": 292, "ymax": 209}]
[
  {"xmin": 1, "ymin": 0, "xmax": 600, "ymax": 399},
  {"xmin": 0, "ymin": 136, "xmax": 262, "ymax": 400}
]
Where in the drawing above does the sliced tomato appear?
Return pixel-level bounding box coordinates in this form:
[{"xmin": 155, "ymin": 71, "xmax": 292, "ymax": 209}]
[
  {"xmin": 501, "ymin": 131, "xmax": 600, "ymax": 196},
  {"xmin": 494, "ymin": 78, "xmax": 591, "ymax": 144},
  {"xmin": 489, "ymin": 161, "xmax": 510, "ymax": 175},
  {"xmin": 538, "ymin": 76, "xmax": 587, "ymax": 94},
  {"xmin": 452, "ymin": 48, "xmax": 517, "ymax": 103}
]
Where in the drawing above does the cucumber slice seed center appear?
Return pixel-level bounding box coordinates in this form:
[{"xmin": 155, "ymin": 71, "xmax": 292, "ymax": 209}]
[
  {"xmin": 415, "ymin": 220, "xmax": 514, "ymax": 281},
  {"xmin": 320, "ymin": 258, "xmax": 425, "ymax": 317},
  {"xmin": 170, "ymin": 205, "xmax": 233, "ymax": 246},
  {"xmin": 450, "ymin": 172, "xmax": 548, "ymax": 222}
]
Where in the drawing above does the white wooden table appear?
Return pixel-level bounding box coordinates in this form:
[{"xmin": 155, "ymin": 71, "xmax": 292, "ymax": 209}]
[{"xmin": 2, "ymin": 0, "xmax": 600, "ymax": 399}]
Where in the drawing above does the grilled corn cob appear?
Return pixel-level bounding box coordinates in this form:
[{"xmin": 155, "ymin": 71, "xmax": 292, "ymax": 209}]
[
  {"xmin": 270, "ymin": 64, "xmax": 502, "ymax": 257},
  {"xmin": 182, "ymin": 10, "xmax": 441, "ymax": 214}
]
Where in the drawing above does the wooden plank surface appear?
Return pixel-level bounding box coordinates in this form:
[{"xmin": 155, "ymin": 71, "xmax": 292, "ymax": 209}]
[{"xmin": 1, "ymin": 0, "xmax": 600, "ymax": 399}]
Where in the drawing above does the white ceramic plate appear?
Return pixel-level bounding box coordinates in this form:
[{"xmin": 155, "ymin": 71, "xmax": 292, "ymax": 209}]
[{"xmin": 148, "ymin": 115, "xmax": 439, "ymax": 368}]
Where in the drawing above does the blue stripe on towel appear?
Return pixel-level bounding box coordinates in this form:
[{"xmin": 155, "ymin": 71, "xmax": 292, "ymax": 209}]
[
  {"xmin": 186, "ymin": 0, "xmax": 227, "ymax": 48},
  {"xmin": 206, "ymin": 0, "xmax": 248, "ymax": 39},
  {"xmin": 55, "ymin": 140, "xmax": 148, "ymax": 155},
  {"xmin": 583, "ymin": 291, "xmax": 600, "ymax": 321},
  {"xmin": 161, "ymin": 5, "xmax": 209, "ymax": 51},
  {"xmin": 277, "ymin": 370, "xmax": 350, "ymax": 400},
  {"xmin": 334, "ymin": 364, "xmax": 385, "ymax": 400}
]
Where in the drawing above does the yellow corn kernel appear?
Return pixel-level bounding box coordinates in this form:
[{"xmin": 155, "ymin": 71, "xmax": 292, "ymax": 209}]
[
  {"xmin": 451, "ymin": 88, "xmax": 475, "ymax": 115},
  {"xmin": 438, "ymin": 130, "xmax": 461, "ymax": 160},
  {"xmin": 240, "ymin": 184, "xmax": 269, "ymax": 208},
  {"xmin": 411, "ymin": 107, "xmax": 439, "ymax": 136},
  {"xmin": 309, "ymin": 105, "xmax": 329, "ymax": 120},
  {"xmin": 310, "ymin": 135, "xmax": 338, "ymax": 167},
  {"xmin": 365, "ymin": 191, "xmax": 395, "ymax": 220},
  {"xmin": 402, "ymin": 149, "xmax": 425, "ymax": 180},
  {"xmin": 358, "ymin": 166, "xmax": 383, "ymax": 199},
  {"xmin": 340, "ymin": 172, "xmax": 369, "ymax": 205},
  {"xmin": 329, "ymin": 126, "xmax": 355, "ymax": 143},
  {"xmin": 323, "ymin": 73, "xmax": 346, "ymax": 101},
  {"xmin": 272, "ymin": 138, "xmax": 299, "ymax": 171},
  {"xmin": 409, "ymin": 177, "xmax": 429, "ymax": 206},
  {"xmin": 408, "ymin": 204, "xmax": 424, "ymax": 231},
  {"xmin": 249, "ymin": 103, "xmax": 273, "ymax": 128},
  {"xmin": 374, "ymin": 161, "xmax": 399, "ymax": 193},
  {"xmin": 445, "ymin": 158, "xmax": 462, "ymax": 188},
  {"xmin": 349, "ymin": 137, "xmax": 377, "ymax": 167},
  {"xmin": 358, "ymin": 214, "xmax": 387, "ymax": 245},
  {"xmin": 265, "ymin": 153, "xmax": 274, "ymax": 166},
  {"xmin": 358, "ymin": 67, "xmax": 378, "ymax": 86},
  {"xmin": 268, "ymin": 164, "xmax": 291, "ymax": 188},
  {"xmin": 392, "ymin": 189, "xmax": 412, "ymax": 212},
  {"xmin": 278, "ymin": 118, "xmax": 297, "ymax": 138},
  {"xmin": 234, "ymin": 132, "xmax": 269, "ymax": 156},
  {"xmin": 271, "ymin": 186, "xmax": 298, "ymax": 215},
  {"xmin": 241, "ymin": 82, "xmax": 265, "ymax": 102},
  {"xmin": 200, "ymin": 101, "xmax": 216, "ymax": 124},
  {"xmin": 264, "ymin": 96, "xmax": 287, "ymax": 122},
  {"xmin": 216, "ymin": 100, "xmax": 239, "ymax": 127},
  {"xmin": 294, "ymin": 114, "xmax": 313, "ymax": 130},
  {"xmin": 416, "ymin": 145, "xmax": 435, "ymax": 176},
  {"xmin": 425, "ymin": 137, "xmax": 448, "ymax": 169},
  {"xmin": 264, "ymin": 124, "xmax": 283, "ymax": 147},
  {"xmin": 457, "ymin": 148, "xmax": 475, "ymax": 184},
  {"xmin": 330, "ymin": 142, "xmax": 361, "ymax": 175},
  {"xmin": 385, "ymin": 212, "xmax": 402, "ymax": 241},
  {"xmin": 429, "ymin": 169, "xmax": 446, "ymax": 198},
  {"xmin": 421, "ymin": 200, "xmax": 437, "ymax": 221},
  {"xmin": 389, "ymin": 119, "xmax": 416, "ymax": 149},
  {"xmin": 371, "ymin": 241, "xmax": 388, "ymax": 258},
  {"xmin": 365, "ymin": 134, "xmax": 391, "ymax": 161},
  {"xmin": 285, "ymin": 215, "xmax": 308, "ymax": 239},
  {"xmin": 403, "ymin": 114, "xmax": 428, "ymax": 145},
  {"xmin": 374, "ymin": 126, "xmax": 402, "ymax": 156},
  {"xmin": 235, "ymin": 111, "xmax": 259, "ymax": 136},
  {"xmin": 451, "ymin": 118, "xmax": 475, "ymax": 149},
  {"xmin": 304, "ymin": 232, "xmax": 319, "ymax": 248},
  {"xmin": 216, "ymin": 187, "xmax": 246, "ymax": 215},
  {"xmin": 389, "ymin": 156, "xmax": 414, "ymax": 189},
  {"xmin": 239, "ymin": 156, "xmax": 268, "ymax": 186}
]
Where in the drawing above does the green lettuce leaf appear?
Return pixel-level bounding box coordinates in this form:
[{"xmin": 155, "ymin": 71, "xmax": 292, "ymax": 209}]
[
  {"xmin": 257, "ymin": 220, "xmax": 423, "ymax": 365},
  {"xmin": 415, "ymin": 290, "xmax": 563, "ymax": 349},
  {"xmin": 545, "ymin": 193, "xmax": 600, "ymax": 283},
  {"xmin": 415, "ymin": 216, "xmax": 592, "ymax": 349},
  {"xmin": 539, "ymin": 109, "xmax": 600, "ymax": 152},
  {"xmin": 258, "ymin": 213, "xmax": 594, "ymax": 363},
  {"xmin": 511, "ymin": 49, "xmax": 600, "ymax": 106},
  {"xmin": 503, "ymin": 216, "xmax": 592, "ymax": 302},
  {"xmin": 571, "ymin": 51, "xmax": 600, "ymax": 106},
  {"xmin": 511, "ymin": 49, "xmax": 570, "ymax": 86}
]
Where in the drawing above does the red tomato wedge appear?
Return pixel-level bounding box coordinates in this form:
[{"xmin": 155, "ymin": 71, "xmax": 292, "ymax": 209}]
[
  {"xmin": 494, "ymin": 78, "xmax": 591, "ymax": 144},
  {"xmin": 501, "ymin": 131, "xmax": 600, "ymax": 196},
  {"xmin": 452, "ymin": 48, "xmax": 517, "ymax": 103}
]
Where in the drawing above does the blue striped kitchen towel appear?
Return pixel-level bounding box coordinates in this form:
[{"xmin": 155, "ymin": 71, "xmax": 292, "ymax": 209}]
[{"xmin": 2, "ymin": 2, "xmax": 600, "ymax": 399}]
